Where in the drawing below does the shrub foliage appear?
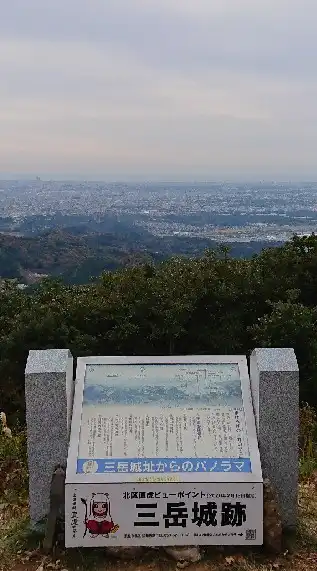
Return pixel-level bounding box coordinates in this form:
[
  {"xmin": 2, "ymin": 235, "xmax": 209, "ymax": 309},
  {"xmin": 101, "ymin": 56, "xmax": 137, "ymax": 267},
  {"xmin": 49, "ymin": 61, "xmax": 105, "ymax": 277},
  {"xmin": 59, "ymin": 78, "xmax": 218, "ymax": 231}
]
[{"xmin": 2, "ymin": 235, "xmax": 317, "ymax": 421}]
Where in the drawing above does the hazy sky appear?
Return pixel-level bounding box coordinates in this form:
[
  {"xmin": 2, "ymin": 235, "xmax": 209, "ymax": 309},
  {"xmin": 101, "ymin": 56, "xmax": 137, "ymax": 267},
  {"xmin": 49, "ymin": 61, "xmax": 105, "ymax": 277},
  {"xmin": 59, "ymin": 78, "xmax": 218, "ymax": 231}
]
[{"xmin": 1, "ymin": 0, "xmax": 317, "ymax": 180}]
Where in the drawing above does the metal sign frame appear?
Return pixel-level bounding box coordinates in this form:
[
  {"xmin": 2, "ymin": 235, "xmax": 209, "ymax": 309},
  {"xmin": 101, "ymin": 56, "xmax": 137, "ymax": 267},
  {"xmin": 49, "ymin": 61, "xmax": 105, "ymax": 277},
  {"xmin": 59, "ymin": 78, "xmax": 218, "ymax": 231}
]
[{"xmin": 66, "ymin": 355, "xmax": 262, "ymax": 485}]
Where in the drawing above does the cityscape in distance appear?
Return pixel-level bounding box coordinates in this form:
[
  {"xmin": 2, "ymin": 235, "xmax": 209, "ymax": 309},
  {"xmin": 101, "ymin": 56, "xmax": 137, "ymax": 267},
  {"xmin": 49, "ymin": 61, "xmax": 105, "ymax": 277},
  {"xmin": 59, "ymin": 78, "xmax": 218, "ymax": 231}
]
[{"xmin": 1, "ymin": 179, "xmax": 317, "ymax": 285}]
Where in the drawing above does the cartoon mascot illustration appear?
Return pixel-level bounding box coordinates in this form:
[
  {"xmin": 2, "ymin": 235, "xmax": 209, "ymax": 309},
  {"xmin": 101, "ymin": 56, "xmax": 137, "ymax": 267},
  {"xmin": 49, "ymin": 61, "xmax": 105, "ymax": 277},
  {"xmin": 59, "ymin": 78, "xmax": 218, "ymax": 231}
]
[{"xmin": 81, "ymin": 492, "xmax": 119, "ymax": 538}]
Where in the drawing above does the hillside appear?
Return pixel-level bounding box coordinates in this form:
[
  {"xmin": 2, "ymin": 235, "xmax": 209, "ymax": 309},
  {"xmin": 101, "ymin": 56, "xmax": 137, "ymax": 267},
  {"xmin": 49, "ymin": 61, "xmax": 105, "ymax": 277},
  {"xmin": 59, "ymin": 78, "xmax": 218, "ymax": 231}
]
[
  {"xmin": 0, "ymin": 227, "xmax": 282, "ymax": 285},
  {"xmin": 1, "ymin": 233, "xmax": 317, "ymax": 423},
  {"xmin": 0, "ymin": 230, "xmax": 133, "ymax": 283}
]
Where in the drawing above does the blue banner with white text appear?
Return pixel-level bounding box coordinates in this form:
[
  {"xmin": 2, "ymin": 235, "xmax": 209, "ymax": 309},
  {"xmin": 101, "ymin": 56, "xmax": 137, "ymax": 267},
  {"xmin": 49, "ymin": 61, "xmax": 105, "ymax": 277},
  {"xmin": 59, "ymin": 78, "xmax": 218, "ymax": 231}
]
[{"xmin": 77, "ymin": 457, "xmax": 251, "ymax": 474}]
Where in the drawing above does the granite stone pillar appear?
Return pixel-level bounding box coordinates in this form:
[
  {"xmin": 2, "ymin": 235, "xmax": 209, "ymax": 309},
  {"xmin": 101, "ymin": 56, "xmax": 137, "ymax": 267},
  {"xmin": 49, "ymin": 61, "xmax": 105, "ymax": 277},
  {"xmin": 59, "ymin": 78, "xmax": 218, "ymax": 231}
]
[
  {"xmin": 249, "ymin": 348, "xmax": 299, "ymax": 529},
  {"xmin": 25, "ymin": 349, "xmax": 74, "ymax": 523}
]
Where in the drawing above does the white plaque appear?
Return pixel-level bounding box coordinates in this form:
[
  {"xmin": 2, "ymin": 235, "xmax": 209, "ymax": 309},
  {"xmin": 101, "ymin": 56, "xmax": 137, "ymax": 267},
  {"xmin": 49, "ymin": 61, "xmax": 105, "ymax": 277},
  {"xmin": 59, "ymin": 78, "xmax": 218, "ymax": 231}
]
[
  {"xmin": 66, "ymin": 356, "xmax": 263, "ymax": 547},
  {"xmin": 66, "ymin": 482, "xmax": 262, "ymax": 547}
]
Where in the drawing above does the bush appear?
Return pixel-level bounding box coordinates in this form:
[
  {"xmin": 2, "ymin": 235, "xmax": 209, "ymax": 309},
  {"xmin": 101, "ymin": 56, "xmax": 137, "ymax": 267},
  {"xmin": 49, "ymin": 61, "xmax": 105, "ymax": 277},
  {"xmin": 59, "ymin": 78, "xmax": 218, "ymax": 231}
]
[
  {"xmin": 3, "ymin": 236, "xmax": 317, "ymax": 419},
  {"xmin": 0, "ymin": 413, "xmax": 28, "ymax": 501},
  {"xmin": 299, "ymin": 403, "xmax": 317, "ymax": 480}
]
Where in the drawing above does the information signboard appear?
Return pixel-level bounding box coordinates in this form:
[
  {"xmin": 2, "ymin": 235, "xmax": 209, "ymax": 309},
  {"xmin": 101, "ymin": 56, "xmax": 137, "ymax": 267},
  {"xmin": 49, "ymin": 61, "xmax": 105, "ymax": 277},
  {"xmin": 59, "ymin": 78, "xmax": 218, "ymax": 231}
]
[{"xmin": 65, "ymin": 356, "xmax": 263, "ymax": 547}]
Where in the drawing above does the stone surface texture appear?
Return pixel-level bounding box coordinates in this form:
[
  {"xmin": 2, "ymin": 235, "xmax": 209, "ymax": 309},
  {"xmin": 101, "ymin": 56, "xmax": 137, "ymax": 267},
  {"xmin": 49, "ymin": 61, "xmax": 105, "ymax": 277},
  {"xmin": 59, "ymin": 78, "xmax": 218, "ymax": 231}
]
[
  {"xmin": 25, "ymin": 349, "xmax": 74, "ymax": 523},
  {"xmin": 250, "ymin": 348, "xmax": 299, "ymax": 529}
]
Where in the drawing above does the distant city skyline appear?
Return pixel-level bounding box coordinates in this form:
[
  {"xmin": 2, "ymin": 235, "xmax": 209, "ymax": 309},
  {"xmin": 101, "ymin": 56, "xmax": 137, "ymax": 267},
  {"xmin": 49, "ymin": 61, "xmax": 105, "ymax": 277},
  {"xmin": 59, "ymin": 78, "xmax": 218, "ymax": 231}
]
[
  {"xmin": 1, "ymin": 174, "xmax": 317, "ymax": 184},
  {"xmin": 1, "ymin": 1, "xmax": 317, "ymax": 179}
]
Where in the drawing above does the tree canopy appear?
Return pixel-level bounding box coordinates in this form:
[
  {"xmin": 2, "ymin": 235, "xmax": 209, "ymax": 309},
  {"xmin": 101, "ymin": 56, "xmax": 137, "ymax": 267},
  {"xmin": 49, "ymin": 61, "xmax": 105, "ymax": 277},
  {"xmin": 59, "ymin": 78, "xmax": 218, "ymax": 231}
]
[{"xmin": 2, "ymin": 235, "xmax": 317, "ymax": 422}]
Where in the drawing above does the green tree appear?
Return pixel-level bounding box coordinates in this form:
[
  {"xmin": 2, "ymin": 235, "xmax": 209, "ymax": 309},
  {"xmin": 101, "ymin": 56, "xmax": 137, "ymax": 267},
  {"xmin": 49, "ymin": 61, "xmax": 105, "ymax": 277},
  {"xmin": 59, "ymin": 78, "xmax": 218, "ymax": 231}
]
[{"xmin": 250, "ymin": 297, "xmax": 317, "ymax": 405}]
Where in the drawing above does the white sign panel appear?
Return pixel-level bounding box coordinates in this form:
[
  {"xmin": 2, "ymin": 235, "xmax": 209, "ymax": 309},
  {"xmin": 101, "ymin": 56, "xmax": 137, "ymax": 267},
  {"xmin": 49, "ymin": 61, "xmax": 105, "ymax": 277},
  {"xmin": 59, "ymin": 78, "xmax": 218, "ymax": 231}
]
[
  {"xmin": 76, "ymin": 362, "xmax": 253, "ymax": 477},
  {"xmin": 66, "ymin": 356, "xmax": 263, "ymax": 547},
  {"xmin": 66, "ymin": 482, "xmax": 263, "ymax": 547}
]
